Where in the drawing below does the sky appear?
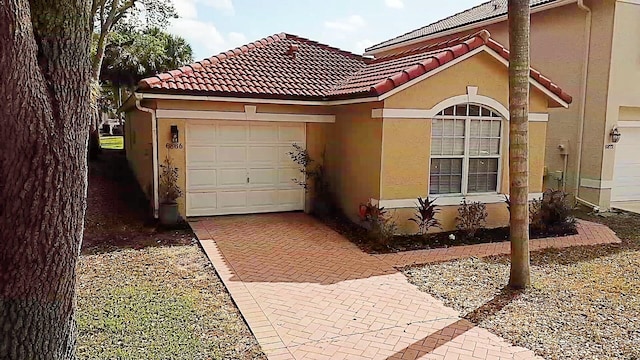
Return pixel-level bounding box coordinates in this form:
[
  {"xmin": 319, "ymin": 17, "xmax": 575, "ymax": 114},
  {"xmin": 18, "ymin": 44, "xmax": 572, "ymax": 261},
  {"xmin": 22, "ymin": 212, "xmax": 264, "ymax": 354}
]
[{"xmin": 168, "ymin": 0, "xmax": 487, "ymax": 61}]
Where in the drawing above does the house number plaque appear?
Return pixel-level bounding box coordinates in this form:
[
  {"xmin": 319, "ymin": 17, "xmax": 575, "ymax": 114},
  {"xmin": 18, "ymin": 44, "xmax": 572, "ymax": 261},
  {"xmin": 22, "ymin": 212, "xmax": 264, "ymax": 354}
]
[{"xmin": 166, "ymin": 143, "xmax": 183, "ymax": 150}]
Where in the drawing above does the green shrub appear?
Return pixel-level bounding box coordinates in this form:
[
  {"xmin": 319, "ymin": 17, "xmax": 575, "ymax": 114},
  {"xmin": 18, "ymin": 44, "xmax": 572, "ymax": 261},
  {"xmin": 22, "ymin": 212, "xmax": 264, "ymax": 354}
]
[
  {"xmin": 456, "ymin": 199, "xmax": 488, "ymax": 238},
  {"xmin": 409, "ymin": 197, "xmax": 441, "ymax": 235}
]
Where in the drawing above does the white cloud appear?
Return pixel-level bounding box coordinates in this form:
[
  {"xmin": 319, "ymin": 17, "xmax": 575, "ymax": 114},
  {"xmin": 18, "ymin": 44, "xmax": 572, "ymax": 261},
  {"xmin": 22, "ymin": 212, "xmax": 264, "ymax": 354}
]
[
  {"xmin": 384, "ymin": 0, "xmax": 404, "ymax": 9},
  {"xmin": 169, "ymin": 18, "xmax": 227, "ymax": 58},
  {"xmin": 173, "ymin": 0, "xmax": 234, "ymax": 18},
  {"xmin": 173, "ymin": 0, "xmax": 198, "ymax": 18},
  {"xmin": 355, "ymin": 39, "xmax": 374, "ymax": 53},
  {"xmin": 324, "ymin": 15, "xmax": 366, "ymax": 32},
  {"xmin": 227, "ymin": 32, "xmax": 248, "ymax": 47},
  {"xmin": 200, "ymin": 0, "xmax": 234, "ymax": 15},
  {"xmin": 168, "ymin": 0, "xmax": 244, "ymax": 59}
]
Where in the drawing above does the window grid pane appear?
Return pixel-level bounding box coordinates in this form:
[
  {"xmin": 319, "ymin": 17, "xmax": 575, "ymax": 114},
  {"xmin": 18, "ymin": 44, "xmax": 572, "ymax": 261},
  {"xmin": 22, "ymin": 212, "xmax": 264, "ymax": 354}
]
[
  {"xmin": 431, "ymin": 105, "xmax": 503, "ymax": 195},
  {"xmin": 467, "ymin": 158, "xmax": 499, "ymax": 193},
  {"xmin": 431, "ymin": 119, "xmax": 465, "ymax": 156},
  {"xmin": 430, "ymin": 158, "xmax": 463, "ymax": 194}
]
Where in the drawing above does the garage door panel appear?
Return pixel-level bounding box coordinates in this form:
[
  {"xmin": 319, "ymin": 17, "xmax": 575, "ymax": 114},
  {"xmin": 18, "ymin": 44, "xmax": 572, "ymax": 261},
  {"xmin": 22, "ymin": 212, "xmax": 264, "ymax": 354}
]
[
  {"xmin": 279, "ymin": 125, "xmax": 305, "ymax": 142},
  {"xmin": 188, "ymin": 169, "xmax": 217, "ymax": 190},
  {"xmin": 188, "ymin": 192, "xmax": 217, "ymax": 214},
  {"xmin": 186, "ymin": 121, "xmax": 305, "ymax": 216},
  {"xmin": 217, "ymin": 146, "xmax": 247, "ymax": 163},
  {"xmin": 279, "ymin": 146, "xmax": 298, "ymax": 165},
  {"xmin": 248, "ymin": 190, "xmax": 278, "ymax": 206},
  {"xmin": 249, "ymin": 125, "xmax": 279, "ymax": 142},
  {"xmin": 279, "ymin": 168, "xmax": 302, "ymax": 185},
  {"xmin": 217, "ymin": 124, "xmax": 248, "ymax": 142},
  {"xmin": 218, "ymin": 168, "xmax": 248, "ymax": 186},
  {"xmin": 248, "ymin": 146, "xmax": 278, "ymax": 164},
  {"xmin": 249, "ymin": 168, "xmax": 278, "ymax": 186},
  {"xmin": 217, "ymin": 191, "xmax": 248, "ymax": 208},
  {"xmin": 613, "ymin": 126, "xmax": 640, "ymax": 202},
  {"xmin": 279, "ymin": 189, "xmax": 304, "ymax": 206},
  {"xmin": 187, "ymin": 146, "xmax": 216, "ymax": 167},
  {"xmin": 188, "ymin": 124, "xmax": 215, "ymax": 143}
]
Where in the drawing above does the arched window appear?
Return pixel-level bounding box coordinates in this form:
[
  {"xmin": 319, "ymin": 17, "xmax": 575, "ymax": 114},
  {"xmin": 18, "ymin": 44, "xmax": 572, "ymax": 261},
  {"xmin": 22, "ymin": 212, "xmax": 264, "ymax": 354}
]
[{"xmin": 430, "ymin": 104, "xmax": 503, "ymax": 195}]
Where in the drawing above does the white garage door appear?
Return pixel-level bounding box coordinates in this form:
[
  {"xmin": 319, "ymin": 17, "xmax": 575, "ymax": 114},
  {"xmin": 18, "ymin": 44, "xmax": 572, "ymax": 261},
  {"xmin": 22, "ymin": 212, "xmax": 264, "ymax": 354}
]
[
  {"xmin": 612, "ymin": 126, "xmax": 640, "ymax": 201},
  {"xmin": 186, "ymin": 121, "xmax": 305, "ymax": 216}
]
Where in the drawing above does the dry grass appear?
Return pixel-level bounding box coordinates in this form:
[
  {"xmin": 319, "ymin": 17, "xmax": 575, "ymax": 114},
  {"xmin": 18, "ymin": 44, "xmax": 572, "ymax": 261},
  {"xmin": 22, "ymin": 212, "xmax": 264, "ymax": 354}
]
[
  {"xmin": 403, "ymin": 244, "xmax": 640, "ymax": 360},
  {"xmin": 76, "ymin": 244, "xmax": 266, "ymax": 360}
]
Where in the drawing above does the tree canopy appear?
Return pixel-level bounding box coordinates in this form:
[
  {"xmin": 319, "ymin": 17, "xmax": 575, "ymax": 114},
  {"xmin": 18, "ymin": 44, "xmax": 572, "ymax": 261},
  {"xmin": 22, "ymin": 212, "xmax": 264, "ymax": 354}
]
[{"xmin": 99, "ymin": 27, "xmax": 193, "ymax": 88}]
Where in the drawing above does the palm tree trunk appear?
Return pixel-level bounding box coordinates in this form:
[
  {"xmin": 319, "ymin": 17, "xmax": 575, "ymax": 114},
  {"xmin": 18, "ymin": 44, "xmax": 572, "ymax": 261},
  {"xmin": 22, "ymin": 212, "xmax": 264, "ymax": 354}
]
[{"xmin": 508, "ymin": 0, "xmax": 531, "ymax": 289}]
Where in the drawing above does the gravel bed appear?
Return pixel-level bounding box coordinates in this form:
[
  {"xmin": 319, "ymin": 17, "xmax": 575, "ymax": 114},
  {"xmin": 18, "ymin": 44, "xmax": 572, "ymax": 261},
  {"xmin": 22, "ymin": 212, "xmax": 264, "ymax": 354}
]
[
  {"xmin": 403, "ymin": 245, "xmax": 640, "ymax": 360},
  {"xmin": 76, "ymin": 245, "xmax": 266, "ymax": 359}
]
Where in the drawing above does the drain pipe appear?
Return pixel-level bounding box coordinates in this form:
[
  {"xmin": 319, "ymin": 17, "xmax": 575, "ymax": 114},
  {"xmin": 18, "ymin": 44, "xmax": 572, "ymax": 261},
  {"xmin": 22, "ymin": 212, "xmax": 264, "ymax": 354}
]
[
  {"xmin": 574, "ymin": 0, "xmax": 594, "ymax": 209},
  {"xmin": 135, "ymin": 94, "xmax": 160, "ymax": 218}
]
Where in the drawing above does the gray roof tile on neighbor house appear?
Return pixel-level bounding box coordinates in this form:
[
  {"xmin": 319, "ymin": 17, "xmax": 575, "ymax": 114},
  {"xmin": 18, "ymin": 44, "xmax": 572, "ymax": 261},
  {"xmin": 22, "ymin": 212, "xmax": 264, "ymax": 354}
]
[{"xmin": 366, "ymin": 0, "xmax": 562, "ymax": 53}]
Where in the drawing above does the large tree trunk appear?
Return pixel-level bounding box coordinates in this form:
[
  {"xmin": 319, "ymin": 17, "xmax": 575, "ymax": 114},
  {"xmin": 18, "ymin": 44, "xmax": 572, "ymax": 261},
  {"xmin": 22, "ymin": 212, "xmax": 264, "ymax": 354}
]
[
  {"xmin": 508, "ymin": 0, "xmax": 531, "ymax": 289},
  {"xmin": 0, "ymin": 0, "xmax": 92, "ymax": 358}
]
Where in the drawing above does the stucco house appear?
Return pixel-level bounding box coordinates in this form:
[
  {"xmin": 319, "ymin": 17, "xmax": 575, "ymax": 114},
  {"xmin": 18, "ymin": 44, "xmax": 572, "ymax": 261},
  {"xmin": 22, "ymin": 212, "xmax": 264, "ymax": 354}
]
[
  {"xmin": 122, "ymin": 30, "xmax": 571, "ymax": 233},
  {"xmin": 365, "ymin": 0, "xmax": 640, "ymax": 212}
]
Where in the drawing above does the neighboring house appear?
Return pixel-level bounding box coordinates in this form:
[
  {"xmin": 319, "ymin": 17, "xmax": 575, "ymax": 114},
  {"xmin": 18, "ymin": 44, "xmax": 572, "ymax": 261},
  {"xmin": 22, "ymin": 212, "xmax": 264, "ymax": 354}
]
[
  {"xmin": 366, "ymin": 0, "xmax": 640, "ymax": 211},
  {"xmin": 121, "ymin": 31, "xmax": 571, "ymax": 233}
]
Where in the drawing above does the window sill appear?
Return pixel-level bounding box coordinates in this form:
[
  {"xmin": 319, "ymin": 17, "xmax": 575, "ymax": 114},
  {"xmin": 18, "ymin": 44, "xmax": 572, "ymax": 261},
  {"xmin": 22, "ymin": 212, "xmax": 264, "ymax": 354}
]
[{"xmin": 372, "ymin": 193, "xmax": 543, "ymax": 209}]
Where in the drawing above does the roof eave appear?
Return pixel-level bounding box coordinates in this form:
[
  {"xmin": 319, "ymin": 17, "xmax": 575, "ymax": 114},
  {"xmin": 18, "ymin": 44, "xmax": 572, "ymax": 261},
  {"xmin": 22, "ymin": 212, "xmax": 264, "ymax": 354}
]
[{"xmin": 364, "ymin": 0, "xmax": 577, "ymax": 56}]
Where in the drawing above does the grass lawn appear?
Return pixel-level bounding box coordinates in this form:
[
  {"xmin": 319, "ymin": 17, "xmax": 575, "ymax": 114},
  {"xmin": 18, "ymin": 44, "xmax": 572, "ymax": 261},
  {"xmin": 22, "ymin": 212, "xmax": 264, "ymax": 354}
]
[
  {"xmin": 402, "ymin": 209, "xmax": 640, "ymax": 360},
  {"xmin": 78, "ymin": 151, "xmax": 264, "ymax": 359},
  {"xmin": 76, "ymin": 245, "xmax": 265, "ymax": 360},
  {"xmin": 100, "ymin": 135, "xmax": 124, "ymax": 150}
]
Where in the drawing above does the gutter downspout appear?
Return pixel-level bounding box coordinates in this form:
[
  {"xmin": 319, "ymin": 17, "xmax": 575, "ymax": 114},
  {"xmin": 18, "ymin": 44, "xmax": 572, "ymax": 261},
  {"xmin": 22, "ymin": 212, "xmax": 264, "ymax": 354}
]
[
  {"xmin": 135, "ymin": 94, "xmax": 160, "ymax": 218},
  {"xmin": 575, "ymin": 0, "xmax": 593, "ymax": 209}
]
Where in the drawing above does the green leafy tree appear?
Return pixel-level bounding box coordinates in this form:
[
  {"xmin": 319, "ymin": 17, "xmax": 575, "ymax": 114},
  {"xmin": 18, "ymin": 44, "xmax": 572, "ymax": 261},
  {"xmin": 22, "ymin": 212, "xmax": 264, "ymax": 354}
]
[
  {"xmin": 88, "ymin": 0, "xmax": 177, "ymax": 154},
  {"xmin": 90, "ymin": 0, "xmax": 177, "ymax": 81},
  {"xmin": 99, "ymin": 27, "xmax": 193, "ymax": 119}
]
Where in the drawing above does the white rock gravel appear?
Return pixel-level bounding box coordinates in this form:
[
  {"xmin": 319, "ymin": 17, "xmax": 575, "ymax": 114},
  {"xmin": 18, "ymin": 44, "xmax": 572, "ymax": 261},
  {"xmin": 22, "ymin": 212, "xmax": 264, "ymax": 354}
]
[{"xmin": 403, "ymin": 246, "xmax": 640, "ymax": 360}]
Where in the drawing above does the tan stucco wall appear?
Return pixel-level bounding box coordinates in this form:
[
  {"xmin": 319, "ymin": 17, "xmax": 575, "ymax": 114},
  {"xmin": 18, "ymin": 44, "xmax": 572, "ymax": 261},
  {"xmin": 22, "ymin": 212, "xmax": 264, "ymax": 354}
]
[
  {"xmin": 125, "ymin": 109, "xmax": 154, "ymax": 198},
  {"xmin": 599, "ymin": 1, "xmax": 640, "ymax": 207},
  {"xmin": 381, "ymin": 52, "xmax": 549, "ymax": 233},
  {"xmin": 392, "ymin": 203, "xmax": 511, "ymax": 234},
  {"xmin": 373, "ymin": 2, "xmax": 626, "ymax": 206},
  {"xmin": 324, "ymin": 102, "xmax": 384, "ymax": 223},
  {"xmin": 157, "ymin": 118, "xmax": 187, "ymax": 214},
  {"xmin": 305, "ymin": 122, "xmax": 329, "ymax": 212},
  {"xmin": 382, "ymin": 52, "xmax": 549, "ymax": 196}
]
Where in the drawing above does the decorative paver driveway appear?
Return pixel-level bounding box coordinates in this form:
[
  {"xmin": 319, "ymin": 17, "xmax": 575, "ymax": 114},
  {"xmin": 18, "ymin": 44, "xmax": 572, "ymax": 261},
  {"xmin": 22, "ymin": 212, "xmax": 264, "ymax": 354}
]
[{"xmin": 190, "ymin": 213, "xmax": 618, "ymax": 360}]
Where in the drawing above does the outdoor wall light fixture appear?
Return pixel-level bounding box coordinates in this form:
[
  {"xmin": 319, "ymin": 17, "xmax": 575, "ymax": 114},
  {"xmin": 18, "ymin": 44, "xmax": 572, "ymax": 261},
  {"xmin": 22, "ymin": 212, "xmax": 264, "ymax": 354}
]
[
  {"xmin": 170, "ymin": 125, "xmax": 179, "ymax": 143},
  {"xmin": 610, "ymin": 126, "xmax": 621, "ymax": 143}
]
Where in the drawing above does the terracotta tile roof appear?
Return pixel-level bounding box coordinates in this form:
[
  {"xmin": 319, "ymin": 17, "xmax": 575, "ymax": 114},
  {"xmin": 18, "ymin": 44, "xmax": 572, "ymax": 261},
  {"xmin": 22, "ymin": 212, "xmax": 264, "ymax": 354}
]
[
  {"xmin": 138, "ymin": 33, "xmax": 368, "ymax": 99},
  {"xmin": 366, "ymin": 0, "xmax": 564, "ymax": 53},
  {"xmin": 138, "ymin": 30, "xmax": 572, "ymax": 105}
]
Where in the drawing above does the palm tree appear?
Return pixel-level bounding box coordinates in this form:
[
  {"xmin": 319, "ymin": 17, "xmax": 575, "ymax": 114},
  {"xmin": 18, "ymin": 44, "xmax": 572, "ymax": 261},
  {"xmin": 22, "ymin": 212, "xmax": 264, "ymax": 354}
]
[{"xmin": 508, "ymin": 0, "xmax": 531, "ymax": 289}]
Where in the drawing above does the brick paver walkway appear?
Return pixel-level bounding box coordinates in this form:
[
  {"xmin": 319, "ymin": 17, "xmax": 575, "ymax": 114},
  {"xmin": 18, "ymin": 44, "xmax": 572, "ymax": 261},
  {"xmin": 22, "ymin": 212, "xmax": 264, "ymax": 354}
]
[{"xmin": 190, "ymin": 214, "xmax": 619, "ymax": 360}]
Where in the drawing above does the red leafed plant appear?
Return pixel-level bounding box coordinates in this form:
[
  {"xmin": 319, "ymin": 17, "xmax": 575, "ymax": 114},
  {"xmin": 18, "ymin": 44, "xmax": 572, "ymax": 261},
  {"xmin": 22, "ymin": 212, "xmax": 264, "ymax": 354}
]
[
  {"xmin": 358, "ymin": 200, "xmax": 397, "ymax": 245},
  {"xmin": 409, "ymin": 197, "xmax": 442, "ymax": 235}
]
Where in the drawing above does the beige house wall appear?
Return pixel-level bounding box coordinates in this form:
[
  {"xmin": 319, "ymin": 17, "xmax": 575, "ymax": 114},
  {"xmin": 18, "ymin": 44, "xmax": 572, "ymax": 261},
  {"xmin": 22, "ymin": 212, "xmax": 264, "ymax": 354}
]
[
  {"xmin": 381, "ymin": 52, "xmax": 550, "ymax": 233},
  {"xmin": 600, "ymin": 0, "xmax": 640, "ymax": 207},
  {"xmin": 124, "ymin": 109, "xmax": 154, "ymax": 198},
  {"xmin": 324, "ymin": 102, "xmax": 384, "ymax": 223},
  {"xmin": 372, "ymin": 2, "xmax": 630, "ymax": 207}
]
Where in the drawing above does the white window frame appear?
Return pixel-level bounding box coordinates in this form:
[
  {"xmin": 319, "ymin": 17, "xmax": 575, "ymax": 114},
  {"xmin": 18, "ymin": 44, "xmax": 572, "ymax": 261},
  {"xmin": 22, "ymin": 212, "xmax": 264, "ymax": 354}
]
[{"xmin": 429, "ymin": 103, "xmax": 504, "ymax": 197}]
